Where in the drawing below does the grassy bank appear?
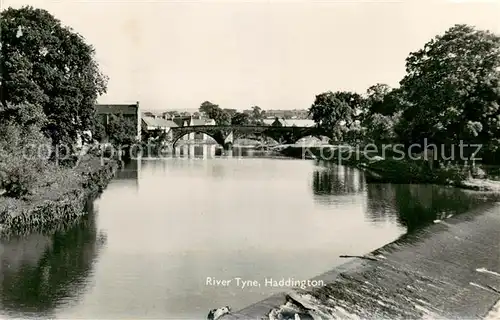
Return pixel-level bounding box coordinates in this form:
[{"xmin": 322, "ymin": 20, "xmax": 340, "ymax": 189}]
[
  {"xmin": 280, "ymin": 145, "xmax": 500, "ymax": 192},
  {"xmin": 0, "ymin": 155, "xmax": 117, "ymax": 235}
]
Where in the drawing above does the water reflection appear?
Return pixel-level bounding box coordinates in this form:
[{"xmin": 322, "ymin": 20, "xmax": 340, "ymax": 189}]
[
  {"xmin": 388, "ymin": 184, "xmax": 499, "ymax": 232},
  {"xmin": 153, "ymin": 144, "xmax": 282, "ymax": 160},
  {"xmin": 366, "ymin": 183, "xmax": 500, "ymax": 231},
  {"xmin": 312, "ymin": 164, "xmax": 365, "ymax": 195},
  {"xmin": 1, "ymin": 155, "xmax": 499, "ymax": 319},
  {"xmin": 112, "ymin": 160, "xmax": 140, "ymax": 192},
  {"xmin": 115, "ymin": 159, "xmax": 139, "ymax": 181},
  {"xmin": 365, "ymin": 183, "xmax": 398, "ymax": 223},
  {"xmin": 173, "ymin": 144, "xmax": 217, "ymax": 158},
  {"xmin": 0, "ymin": 201, "xmax": 106, "ymax": 319},
  {"xmin": 311, "ymin": 163, "xmax": 500, "ymax": 233}
]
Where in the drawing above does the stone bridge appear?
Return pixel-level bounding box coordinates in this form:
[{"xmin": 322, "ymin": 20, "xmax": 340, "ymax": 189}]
[{"xmin": 171, "ymin": 125, "xmax": 330, "ymax": 148}]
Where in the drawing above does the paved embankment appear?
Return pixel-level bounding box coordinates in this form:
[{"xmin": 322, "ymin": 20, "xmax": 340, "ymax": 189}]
[{"xmin": 224, "ymin": 202, "xmax": 500, "ymax": 319}]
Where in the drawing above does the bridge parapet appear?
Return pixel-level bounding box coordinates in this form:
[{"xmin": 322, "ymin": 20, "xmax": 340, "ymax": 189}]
[{"xmin": 171, "ymin": 125, "xmax": 329, "ymax": 148}]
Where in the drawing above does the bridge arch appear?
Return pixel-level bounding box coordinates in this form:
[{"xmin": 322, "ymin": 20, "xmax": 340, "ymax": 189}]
[
  {"xmin": 232, "ymin": 133, "xmax": 280, "ymax": 146},
  {"xmin": 171, "ymin": 130, "xmax": 223, "ymax": 148},
  {"xmin": 170, "ymin": 125, "xmax": 330, "ymax": 148},
  {"xmin": 294, "ymin": 134, "xmax": 332, "ymax": 145}
]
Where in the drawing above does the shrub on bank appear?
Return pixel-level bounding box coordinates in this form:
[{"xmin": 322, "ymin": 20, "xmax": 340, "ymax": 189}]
[
  {"xmin": 0, "ymin": 121, "xmax": 52, "ymax": 198},
  {"xmin": 0, "ymin": 120, "xmax": 88, "ymax": 200},
  {"xmin": 0, "ymin": 119, "xmax": 119, "ymax": 232},
  {"xmin": 280, "ymin": 145, "xmax": 474, "ymax": 187},
  {"xmin": 0, "ymin": 157, "xmax": 117, "ymax": 233},
  {"xmin": 0, "ymin": 156, "xmax": 47, "ymax": 198},
  {"xmin": 282, "ymin": 146, "xmax": 376, "ymax": 165},
  {"xmin": 434, "ymin": 163, "xmax": 469, "ymax": 185}
]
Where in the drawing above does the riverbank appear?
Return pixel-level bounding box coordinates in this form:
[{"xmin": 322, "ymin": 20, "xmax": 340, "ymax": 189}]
[
  {"xmin": 280, "ymin": 145, "xmax": 500, "ymax": 192},
  {"xmin": 225, "ymin": 202, "xmax": 500, "ymax": 319},
  {"xmin": 0, "ymin": 155, "xmax": 118, "ymax": 235}
]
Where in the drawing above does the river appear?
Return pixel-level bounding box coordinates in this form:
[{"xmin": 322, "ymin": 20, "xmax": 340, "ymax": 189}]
[{"xmin": 0, "ymin": 149, "xmax": 498, "ymax": 319}]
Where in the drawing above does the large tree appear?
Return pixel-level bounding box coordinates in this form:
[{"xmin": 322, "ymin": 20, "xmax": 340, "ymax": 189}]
[
  {"xmin": 250, "ymin": 105, "xmax": 265, "ymax": 124},
  {"xmin": 308, "ymin": 91, "xmax": 363, "ymax": 140},
  {"xmin": 199, "ymin": 101, "xmax": 219, "ymax": 116},
  {"xmin": 364, "ymin": 84, "xmax": 405, "ymax": 116},
  {"xmin": 0, "ymin": 102, "xmax": 51, "ymax": 197},
  {"xmin": 105, "ymin": 114, "xmax": 138, "ymax": 146},
  {"xmin": 211, "ymin": 108, "xmax": 231, "ymax": 125},
  {"xmin": 398, "ymin": 24, "xmax": 500, "ymax": 154},
  {"xmin": 223, "ymin": 108, "xmax": 237, "ymax": 118},
  {"xmin": 0, "ymin": 6, "xmax": 108, "ymax": 146},
  {"xmin": 231, "ymin": 112, "xmax": 250, "ymax": 125},
  {"xmin": 198, "ymin": 101, "xmax": 230, "ymax": 125},
  {"xmin": 358, "ymin": 84, "xmax": 404, "ymax": 145}
]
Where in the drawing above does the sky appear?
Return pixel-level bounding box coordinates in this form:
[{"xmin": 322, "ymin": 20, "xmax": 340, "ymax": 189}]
[{"xmin": 2, "ymin": 0, "xmax": 500, "ymax": 111}]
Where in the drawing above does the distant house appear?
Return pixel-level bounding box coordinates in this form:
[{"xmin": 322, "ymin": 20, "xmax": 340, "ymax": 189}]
[
  {"xmin": 167, "ymin": 115, "xmax": 216, "ymax": 142},
  {"xmin": 141, "ymin": 116, "xmax": 178, "ymax": 140},
  {"xmin": 264, "ymin": 118, "xmax": 314, "ymax": 127},
  {"xmin": 271, "ymin": 117, "xmax": 286, "ymax": 127},
  {"xmin": 95, "ymin": 102, "xmax": 141, "ymax": 141},
  {"xmin": 190, "ymin": 118, "xmax": 216, "ymax": 126},
  {"xmin": 189, "ymin": 118, "xmax": 216, "ymax": 140},
  {"xmin": 162, "ymin": 111, "xmax": 181, "ymax": 120},
  {"xmin": 170, "ymin": 116, "xmax": 187, "ymax": 128}
]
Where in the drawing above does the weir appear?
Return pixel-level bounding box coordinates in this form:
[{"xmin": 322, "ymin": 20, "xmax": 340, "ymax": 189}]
[{"xmin": 224, "ymin": 203, "xmax": 500, "ymax": 319}]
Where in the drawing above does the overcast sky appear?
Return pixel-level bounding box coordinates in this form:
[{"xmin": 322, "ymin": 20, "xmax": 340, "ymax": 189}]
[{"xmin": 3, "ymin": 0, "xmax": 500, "ymax": 111}]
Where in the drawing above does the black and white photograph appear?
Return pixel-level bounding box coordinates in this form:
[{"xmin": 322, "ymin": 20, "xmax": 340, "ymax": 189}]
[{"xmin": 0, "ymin": 0, "xmax": 500, "ymax": 319}]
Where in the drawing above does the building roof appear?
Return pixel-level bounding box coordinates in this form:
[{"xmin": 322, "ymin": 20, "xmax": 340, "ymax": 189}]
[
  {"xmin": 190, "ymin": 118, "xmax": 215, "ymax": 126},
  {"xmin": 96, "ymin": 104, "xmax": 138, "ymax": 115},
  {"xmin": 263, "ymin": 118, "xmax": 315, "ymax": 127},
  {"xmin": 190, "ymin": 118, "xmax": 205, "ymax": 126},
  {"xmin": 142, "ymin": 116, "xmax": 178, "ymax": 128},
  {"xmin": 170, "ymin": 117, "xmax": 215, "ymax": 127},
  {"xmin": 172, "ymin": 116, "xmax": 191, "ymax": 127}
]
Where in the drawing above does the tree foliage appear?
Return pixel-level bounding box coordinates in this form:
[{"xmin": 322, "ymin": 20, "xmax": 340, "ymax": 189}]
[
  {"xmin": 308, "ymin": 91, "xmax": 363, "ymax": 140},
  {"xmin": 105, "ymin": 114, "xmax": 138, "ymax": 146},
  {"xmin": 363, "ymin": 112, "xmax": 401, "ymax": 145},
  {"xmin": 198, "ymin": 102, "xmax": 266, "ymax": 126},
  {"xmin": 90, "ymin": 118, "xmax": 106, "ymax": 143},
  {"xmin": 199, "ymin": 101, "xmax": 219, "ymax": 116},
  {"xmin": 364, "ymin": 84, "xmax": 404, "ymax": 117},
  {"xmin": 223, "ymin": 108, "xmax": 237, "ymax": 118},
  {"xmin": 0, "ymin": 103, "xmax": 52, "ymax": 198},
  {"xmin": 0, "ymin": 6, "xmax": 108, "ymax": 146},
  {"xmin": 0, "ymin": 101, "xmax": 48, "ymax": 130},
  {"xmin": 231, "ymin": 112, "xmax": 250, "ymax": 125},
  {"xmin": 398, "ymin": 24, "xmax": 500, "ymax": 149},
  {"xmin": 198, "ymin": 101, "xmax": 230, "ymax": 125},
  {"xmin": 250, "ymin": 106, "xmax": 265, "ymax": 124},
  {"xmin": 309, "ymin": 24, "xmax": 500, "ymax": 164},
  {"xmin": 357, "ymin": 84, "xmax": 404, "ymax": 145}
]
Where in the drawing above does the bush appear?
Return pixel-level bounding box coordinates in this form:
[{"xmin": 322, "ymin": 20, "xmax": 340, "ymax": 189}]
[
  {"xmin": 0, "ymin": 159, "xmax": 118, "ymax": 233},
  {"xmin": 434, "ymin": 163, "xmax": 469, "ymax": 185},
  {"xmin": 0, "ymin": 121, "xmax": 52, "ymax": 198},
  {"xmin": 0, "ymin": 157, "xmax": 46, "ymax": 198}
]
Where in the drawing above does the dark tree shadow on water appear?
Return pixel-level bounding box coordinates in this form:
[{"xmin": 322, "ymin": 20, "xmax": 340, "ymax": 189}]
[
  {"xmin": 312, "ymin": 164, "xmax": 366, "ymax": 196},
  {"xmin": 365, "ymin": 183, "xmax": 500, "ymax": 233},
  {"xmin": 114, "ymin": 159, "xmax": 139, "ymax": 180},
  {"xmin": 364, "ymin": 183, "xmax": 398, "ymax": 223},
  {"xmin": 0, "ymin": 200, "xmax": 107, "ymax": 319}
]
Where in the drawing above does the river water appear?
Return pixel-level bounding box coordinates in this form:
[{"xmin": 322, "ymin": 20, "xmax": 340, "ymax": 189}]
[{"xmin": 0, "ymin": 149, "xmax": 498, "ymax": 319}]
